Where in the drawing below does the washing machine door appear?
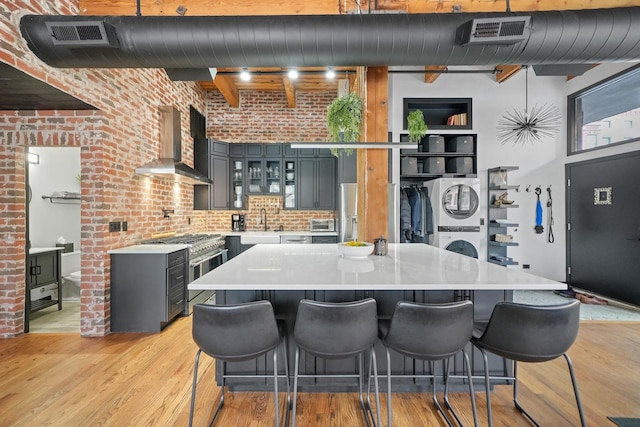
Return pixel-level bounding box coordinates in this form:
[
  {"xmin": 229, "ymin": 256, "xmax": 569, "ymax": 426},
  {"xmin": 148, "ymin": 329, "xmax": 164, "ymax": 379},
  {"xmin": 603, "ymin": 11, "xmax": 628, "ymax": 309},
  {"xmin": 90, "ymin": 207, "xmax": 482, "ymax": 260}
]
[
  {"xmin": 445, "ymin": 240, "xmax": 478, "ymax": 259},
  {"xmin": 442, "ymin": 184, "xmax": 479, "ymax": 220}
]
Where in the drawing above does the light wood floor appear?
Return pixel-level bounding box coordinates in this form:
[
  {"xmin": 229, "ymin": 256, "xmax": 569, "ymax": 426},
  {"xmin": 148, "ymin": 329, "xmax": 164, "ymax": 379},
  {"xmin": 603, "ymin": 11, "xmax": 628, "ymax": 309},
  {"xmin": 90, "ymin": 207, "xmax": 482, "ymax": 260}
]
[{"xmin": 1, "ymin": 317, "xmax": 638, "ymax": 427}]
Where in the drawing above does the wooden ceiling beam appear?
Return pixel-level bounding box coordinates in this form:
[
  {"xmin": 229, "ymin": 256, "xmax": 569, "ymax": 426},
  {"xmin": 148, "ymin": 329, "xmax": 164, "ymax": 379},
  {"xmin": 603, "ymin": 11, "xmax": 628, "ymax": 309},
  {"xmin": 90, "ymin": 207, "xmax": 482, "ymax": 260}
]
[
  {"xmin": 282, "ymin": 74, "xmax": 296, "ymax": 108},
  {"xmin": 212, "ymin": 75, "xmax": 240, "ymax": 108},
  {"xmin": 495, "ymin": 65, "xmax": 522, "ymax": 83},
  {"xmin": 424, "ymin": 66, "xmax": 447, "ymax": 83},
  {"xmin": 79, "ymin": 0, "xmax": 640, "ymax": 16}
]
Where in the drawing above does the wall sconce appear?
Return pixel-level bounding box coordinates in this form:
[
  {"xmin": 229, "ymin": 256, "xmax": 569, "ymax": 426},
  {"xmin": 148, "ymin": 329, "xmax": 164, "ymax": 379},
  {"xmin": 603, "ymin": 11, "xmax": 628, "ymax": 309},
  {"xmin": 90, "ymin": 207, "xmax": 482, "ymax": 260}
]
[
  {"xmin": 162, "ymin": 208, "xmax": 175, "ymax": 219},
  {"xmin": 28, "ymin": 152, "xmax": 40, "ymax": 164}
]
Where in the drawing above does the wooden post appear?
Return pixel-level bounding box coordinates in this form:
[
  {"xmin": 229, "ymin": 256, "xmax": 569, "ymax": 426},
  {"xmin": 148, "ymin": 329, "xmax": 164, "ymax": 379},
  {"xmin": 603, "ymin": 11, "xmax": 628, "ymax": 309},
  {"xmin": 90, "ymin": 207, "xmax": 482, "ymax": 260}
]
[{"xmin": 357, "ymin": 66, "xmax": 389, "ymax": 243}]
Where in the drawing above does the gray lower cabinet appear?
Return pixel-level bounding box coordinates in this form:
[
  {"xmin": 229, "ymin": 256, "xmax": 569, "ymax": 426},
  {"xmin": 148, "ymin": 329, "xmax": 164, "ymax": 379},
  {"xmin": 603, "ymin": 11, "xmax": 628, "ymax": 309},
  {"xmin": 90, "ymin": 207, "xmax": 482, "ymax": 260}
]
[
  {"xmin": 28, "ymin": 249, "xmax": 62, "ymax": 313},
  {"xmin": 216, "ymin": 288, "xmax": 512, "ymax": 392},
  {"xmin": 110, "ymin": 248, "xmax": 188, "ymax": 332},
  {"xmin": 298, "ymin": 157, "xmax": 336, "ymax": 210}
]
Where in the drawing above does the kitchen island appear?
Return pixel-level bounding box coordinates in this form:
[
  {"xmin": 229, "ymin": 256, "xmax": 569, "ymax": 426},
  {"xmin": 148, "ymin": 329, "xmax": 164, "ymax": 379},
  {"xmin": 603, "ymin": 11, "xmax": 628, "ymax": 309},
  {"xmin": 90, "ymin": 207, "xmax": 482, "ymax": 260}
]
[{"xmin": 189, "ymin": 243, "xmax": 566, "ymax": 391}]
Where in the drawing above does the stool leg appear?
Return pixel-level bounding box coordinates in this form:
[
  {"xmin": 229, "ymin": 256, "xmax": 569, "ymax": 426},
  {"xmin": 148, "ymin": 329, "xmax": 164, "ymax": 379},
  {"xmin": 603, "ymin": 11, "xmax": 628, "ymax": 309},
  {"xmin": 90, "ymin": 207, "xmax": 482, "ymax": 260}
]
[
  {"xmin": 357, "ymin": 353, "xmax": 372, "ymax": 427},
  {"xmin": 563, "ymin": 353, "xmax": 587, "ymax": 427},
  {"xmin": 273, "ymin": 350, "xmax": 279, "ymax": 427},
  {"xmin": 368, "ymin": 347, "xmax": 382, "ymax": 427},
  {"xmin": 291, "ymin": 347, "xmax": 301, "ymax": 427},
  {"xmin": 479, "ymin": 348, "xmax": 493, "ymax": 427},
  {"xmin": 281, "ymin": 337, "xmax": 291, "ymax": 427},
  {"xmin": 431, "ymin": 360, "xmax": 454, "ymax": 427},
  {"xmin": 386, "ymin": 348, "xmax": 392, "ymax": 427},
  {"xmin": 188, "ymin": 350, "xmax": 202, "ymax": 427}
]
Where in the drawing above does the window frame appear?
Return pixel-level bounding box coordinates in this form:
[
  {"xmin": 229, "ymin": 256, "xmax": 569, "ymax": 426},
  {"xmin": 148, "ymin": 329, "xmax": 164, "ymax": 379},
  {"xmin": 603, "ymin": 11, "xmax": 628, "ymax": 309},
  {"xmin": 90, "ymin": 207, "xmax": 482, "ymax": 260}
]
[{"xmin": 567, "ymin": 63, "xmax": 640, "ymax": 156}]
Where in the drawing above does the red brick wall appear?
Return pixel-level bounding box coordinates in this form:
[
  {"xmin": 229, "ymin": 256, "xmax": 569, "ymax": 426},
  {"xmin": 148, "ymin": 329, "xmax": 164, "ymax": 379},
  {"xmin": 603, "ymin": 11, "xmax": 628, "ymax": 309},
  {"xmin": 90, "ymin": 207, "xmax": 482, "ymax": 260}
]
[
  {"xmin": 206, "ymin": 91, "xmax": 334, "ymax": 142},
  {"xmin": 0, "ymin": 2, "xmax": 337, "ymax": 338},
  {"xmin": 0, "ymin": 1, "xmax": 208, "ymax": 337}
]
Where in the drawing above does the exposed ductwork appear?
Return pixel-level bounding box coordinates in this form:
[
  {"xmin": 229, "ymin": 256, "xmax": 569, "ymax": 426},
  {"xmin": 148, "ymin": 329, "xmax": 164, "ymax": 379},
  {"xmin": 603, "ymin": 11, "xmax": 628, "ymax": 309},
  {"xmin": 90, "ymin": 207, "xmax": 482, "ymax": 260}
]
[{"xmin": 19, "ymin": 8, "xmax": 640, "ymax": 70}]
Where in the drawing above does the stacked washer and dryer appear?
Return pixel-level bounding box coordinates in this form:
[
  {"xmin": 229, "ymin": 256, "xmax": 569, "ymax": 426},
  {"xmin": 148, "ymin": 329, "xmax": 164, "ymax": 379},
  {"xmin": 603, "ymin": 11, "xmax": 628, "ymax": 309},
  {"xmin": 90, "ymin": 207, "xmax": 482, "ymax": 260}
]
[{"xmin": 424, "ymin": 178, "xmax": 482, "ymax": 259}]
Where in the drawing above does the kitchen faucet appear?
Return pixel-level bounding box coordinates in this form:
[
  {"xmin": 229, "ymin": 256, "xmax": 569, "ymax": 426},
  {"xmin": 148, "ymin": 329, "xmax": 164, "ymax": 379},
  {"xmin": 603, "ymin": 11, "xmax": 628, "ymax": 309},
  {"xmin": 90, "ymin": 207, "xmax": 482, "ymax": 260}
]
[{"xmin": 259, "ymin": 208, "xmax": 267, "ymax": 231}]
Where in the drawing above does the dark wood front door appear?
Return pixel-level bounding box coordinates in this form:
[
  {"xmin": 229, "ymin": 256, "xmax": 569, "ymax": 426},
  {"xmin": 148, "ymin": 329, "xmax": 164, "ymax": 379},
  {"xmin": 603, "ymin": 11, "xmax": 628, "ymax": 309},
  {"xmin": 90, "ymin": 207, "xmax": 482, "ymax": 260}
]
[{"xmin": 566, "ymin": 150, "xmax": 640, "ymax": 306}]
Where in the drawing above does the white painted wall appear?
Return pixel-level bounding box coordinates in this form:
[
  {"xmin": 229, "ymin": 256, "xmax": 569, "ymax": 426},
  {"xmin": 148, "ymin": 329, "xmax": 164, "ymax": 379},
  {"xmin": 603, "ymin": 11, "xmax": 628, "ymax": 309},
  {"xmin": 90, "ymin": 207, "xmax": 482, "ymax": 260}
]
[
  {"xmin": 389, "ymin": 63, "xmax": 640, "ymax": 281},
  {"xmin": 28, "ymin": 147, "xmax": 81, "ymax": 249}
]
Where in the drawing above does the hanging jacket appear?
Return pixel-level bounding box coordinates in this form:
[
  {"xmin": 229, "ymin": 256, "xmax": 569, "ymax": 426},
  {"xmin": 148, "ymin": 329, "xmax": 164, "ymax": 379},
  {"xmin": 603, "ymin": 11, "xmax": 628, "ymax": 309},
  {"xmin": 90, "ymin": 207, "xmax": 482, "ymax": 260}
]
[{"xmin": 400, "ymin": 190, "xmax": 412, "ymax": 243}]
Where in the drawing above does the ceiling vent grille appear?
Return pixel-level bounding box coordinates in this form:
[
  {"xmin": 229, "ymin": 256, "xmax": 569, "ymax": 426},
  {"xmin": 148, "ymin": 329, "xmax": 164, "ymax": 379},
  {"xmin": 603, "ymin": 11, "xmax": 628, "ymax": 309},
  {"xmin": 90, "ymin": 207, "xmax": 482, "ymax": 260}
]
[
  {"xmin": 45, "ymin": 21, "xmax": 118, "ymax": 47},
  {"xmin": 456, "ymin": 16, "xmax": 531, "ymax": 46}
]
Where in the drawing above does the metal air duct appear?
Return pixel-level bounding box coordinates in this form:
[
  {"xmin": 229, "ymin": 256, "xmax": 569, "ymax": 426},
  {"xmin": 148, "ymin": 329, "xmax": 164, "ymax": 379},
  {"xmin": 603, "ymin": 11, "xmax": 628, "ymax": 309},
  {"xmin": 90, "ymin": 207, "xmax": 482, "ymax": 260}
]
[{"xmin": 19, "ymin": 8, "xmax": 640, "ymax": 69}]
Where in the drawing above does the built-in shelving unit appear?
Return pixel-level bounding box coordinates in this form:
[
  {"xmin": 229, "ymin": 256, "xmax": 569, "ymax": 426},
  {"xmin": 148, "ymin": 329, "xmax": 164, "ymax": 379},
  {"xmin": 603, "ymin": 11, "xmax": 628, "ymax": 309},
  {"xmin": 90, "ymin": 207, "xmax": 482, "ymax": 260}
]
[
  {"xmin": 487, "ymin": 166, "xmax": 519, "ymax": 267},
  {"xmin": 400, "ymin": 97, "xmax": 476, "ymax": 183}
]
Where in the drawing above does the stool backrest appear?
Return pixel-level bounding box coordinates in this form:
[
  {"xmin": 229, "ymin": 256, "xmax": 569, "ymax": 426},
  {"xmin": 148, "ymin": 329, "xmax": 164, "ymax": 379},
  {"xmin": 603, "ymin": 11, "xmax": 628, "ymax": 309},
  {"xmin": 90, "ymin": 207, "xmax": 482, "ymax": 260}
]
[
  {"xmin": 192, "ymin": 301, "xmax": 281, "ymax": 362},
  {"xmin": 476, "ymin": 300, "xmax": 580, "ymax": 362},
  {"xmin": 383, "ymin": 300, "xmax": 474, "ymax": 360},
  {"xmin": 293, "ymin": 298, "xmax": 378, "ymax": 359}
]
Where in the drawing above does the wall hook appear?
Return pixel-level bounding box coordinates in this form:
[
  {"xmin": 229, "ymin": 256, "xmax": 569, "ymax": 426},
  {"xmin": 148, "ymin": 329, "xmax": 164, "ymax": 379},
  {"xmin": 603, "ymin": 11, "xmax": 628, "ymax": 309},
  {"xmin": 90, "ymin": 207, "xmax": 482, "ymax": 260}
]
[{"xmin": 525, "ymin": 185, "xmax": 531, "ymax": 193}]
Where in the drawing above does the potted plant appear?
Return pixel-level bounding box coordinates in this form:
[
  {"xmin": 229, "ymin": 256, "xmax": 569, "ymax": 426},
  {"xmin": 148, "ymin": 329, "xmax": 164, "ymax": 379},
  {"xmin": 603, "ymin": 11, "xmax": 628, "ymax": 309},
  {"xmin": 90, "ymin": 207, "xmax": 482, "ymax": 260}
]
[
  {"xmin": 407, "ymin": 109, "xmax": 428, "ymax": 143},
  {"xmin": 326, "ymin": 92, "xmax": 363, "ymax": 156}
]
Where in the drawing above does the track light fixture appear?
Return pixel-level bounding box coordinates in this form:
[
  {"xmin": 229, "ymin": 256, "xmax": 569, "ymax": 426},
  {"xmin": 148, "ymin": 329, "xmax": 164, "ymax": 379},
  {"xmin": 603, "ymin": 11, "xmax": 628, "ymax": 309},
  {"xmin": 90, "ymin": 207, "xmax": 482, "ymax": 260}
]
[
  {"xmin": 239, "ymin": 68, "xmax": 251, "ymax": 81},
  {"xmin": 325, "ymin": 67, "xmax": 336, "ymax": 79}
]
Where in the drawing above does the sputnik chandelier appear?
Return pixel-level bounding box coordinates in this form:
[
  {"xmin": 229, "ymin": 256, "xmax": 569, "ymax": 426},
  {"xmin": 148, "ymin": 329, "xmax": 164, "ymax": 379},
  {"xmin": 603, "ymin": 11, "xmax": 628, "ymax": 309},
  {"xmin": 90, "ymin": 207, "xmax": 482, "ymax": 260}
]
[{"xmin": 497, "ymin": 66, "xmax": 561, "ymax": 145}]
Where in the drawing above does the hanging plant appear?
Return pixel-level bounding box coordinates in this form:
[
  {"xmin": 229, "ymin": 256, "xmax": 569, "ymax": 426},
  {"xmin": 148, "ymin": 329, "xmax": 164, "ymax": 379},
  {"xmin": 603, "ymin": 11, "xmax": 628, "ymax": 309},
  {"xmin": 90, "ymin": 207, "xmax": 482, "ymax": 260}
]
[
  {"xmin": 326, "ymin": 92, "xmax": 363, "ymax": 156},
  {"xmin": 407, "ymin": 109, "xmax": 428, "ymax": 143}
]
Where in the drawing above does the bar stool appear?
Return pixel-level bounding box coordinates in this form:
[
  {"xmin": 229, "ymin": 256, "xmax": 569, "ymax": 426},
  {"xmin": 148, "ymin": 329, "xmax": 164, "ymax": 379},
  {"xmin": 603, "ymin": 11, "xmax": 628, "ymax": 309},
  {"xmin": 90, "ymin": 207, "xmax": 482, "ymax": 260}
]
[
  {"xmin": 471, "ymin": 300, "xmax": 586, "ymax": 427},
  {"xmin": 378, "ymin": 300, "xmax": 478, "ymax": 427},
  {"xmin": 291, "ymin": 298, "xmax": 381, "ymax": 427},
  {"xmin": 188, "ymin": 301, "xmax": 290, "ymax": 427}
]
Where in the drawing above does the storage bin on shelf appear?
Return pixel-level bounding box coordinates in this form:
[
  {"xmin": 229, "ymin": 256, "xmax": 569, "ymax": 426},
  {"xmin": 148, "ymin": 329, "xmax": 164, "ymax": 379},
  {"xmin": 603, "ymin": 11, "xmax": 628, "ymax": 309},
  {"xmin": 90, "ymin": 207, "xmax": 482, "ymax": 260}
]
[
  {"xmin": 446, "ymin": 157, "xmax": 474, "ymax": 174},
  {"xmin": 446, "ymin": 135, "xmax": 474, "ymax": 153},
  {"xmin": 423, "ymin": 157, "xmax": 445, "ymax": 174},
  {"xmin": 421, "ymin": 135, "xmax": 445, "ymax": 153}
]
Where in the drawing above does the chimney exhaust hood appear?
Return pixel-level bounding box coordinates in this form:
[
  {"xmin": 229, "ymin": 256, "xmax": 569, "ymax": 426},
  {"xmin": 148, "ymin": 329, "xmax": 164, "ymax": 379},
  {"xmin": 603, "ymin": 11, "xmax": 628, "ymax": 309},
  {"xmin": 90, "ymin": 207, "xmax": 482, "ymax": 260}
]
[{"xmin": 135, "ymin": 106, "xmax": 212, "ymax": 185}]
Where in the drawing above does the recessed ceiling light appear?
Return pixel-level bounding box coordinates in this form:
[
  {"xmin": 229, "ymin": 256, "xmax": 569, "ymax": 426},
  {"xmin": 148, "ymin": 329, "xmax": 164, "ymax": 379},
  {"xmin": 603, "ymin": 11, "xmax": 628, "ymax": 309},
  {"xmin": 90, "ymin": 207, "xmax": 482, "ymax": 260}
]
[
  {"xmin": 240, "ymin": 68, "xmax": 251, "ymax": 81},
  {"xmin": 325, "ymin": 67, "xmax": 336, "ymax": 79},
  {"xmin": 288, "ymin": 68, "xmax": 299, "ymax": 79}
]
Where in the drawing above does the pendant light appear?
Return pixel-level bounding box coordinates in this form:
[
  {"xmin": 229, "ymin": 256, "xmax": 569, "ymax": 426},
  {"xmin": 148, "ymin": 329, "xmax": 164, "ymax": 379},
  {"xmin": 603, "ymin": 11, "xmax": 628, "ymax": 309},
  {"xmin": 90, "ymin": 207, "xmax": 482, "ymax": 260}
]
[{"xmin": 497, "ymin": 66, "xmax": 561, "ymax": 145}]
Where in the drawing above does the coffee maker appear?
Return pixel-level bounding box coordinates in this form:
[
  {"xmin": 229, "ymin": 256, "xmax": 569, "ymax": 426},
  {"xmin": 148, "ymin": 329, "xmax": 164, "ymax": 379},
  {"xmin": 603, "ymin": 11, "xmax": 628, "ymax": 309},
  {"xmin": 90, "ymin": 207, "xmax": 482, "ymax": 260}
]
[{"xmin": 231, "ymin": 214, "xmax": 245, "ymax": 231}]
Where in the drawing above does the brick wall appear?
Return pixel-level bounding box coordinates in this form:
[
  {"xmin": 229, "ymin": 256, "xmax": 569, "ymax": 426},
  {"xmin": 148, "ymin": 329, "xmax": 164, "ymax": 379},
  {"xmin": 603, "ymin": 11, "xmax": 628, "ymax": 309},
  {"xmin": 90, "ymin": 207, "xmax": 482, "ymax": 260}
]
[
  {"xmin": 0, "ymin": 2, "xmax": 338, "ymax": 338},
  {"xmin": 0, "ymin": 1, "xmax": 208, "ymax": 337}
]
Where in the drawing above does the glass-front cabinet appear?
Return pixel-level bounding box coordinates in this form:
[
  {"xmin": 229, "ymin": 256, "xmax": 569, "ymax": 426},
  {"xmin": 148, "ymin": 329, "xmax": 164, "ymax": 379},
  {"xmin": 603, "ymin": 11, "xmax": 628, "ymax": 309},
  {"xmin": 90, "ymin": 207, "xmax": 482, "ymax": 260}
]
[
  {"xmin": 246, "ymin": 158, "xmax": 282, "ymax": 195},
  {"xmin": 231, "ymin": 158, "xmax": 245, "ymax": 209},
  {"xmin": 283, "ymin": 159, "xmax": 296, "ymax": 209}
]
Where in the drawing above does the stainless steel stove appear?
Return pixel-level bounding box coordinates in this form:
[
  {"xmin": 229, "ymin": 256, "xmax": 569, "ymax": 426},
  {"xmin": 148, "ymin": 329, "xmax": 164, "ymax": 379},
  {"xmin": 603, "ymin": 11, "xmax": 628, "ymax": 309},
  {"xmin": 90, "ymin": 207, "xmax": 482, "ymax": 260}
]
[{"xmin": 141, "ymin": 233, "xmax": 227, "ymax": 311}]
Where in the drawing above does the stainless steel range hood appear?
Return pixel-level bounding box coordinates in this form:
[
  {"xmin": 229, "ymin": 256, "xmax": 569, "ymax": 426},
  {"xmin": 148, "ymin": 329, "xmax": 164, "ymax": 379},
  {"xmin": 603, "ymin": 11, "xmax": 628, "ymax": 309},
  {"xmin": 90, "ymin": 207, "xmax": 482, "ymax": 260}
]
[{"xmin": 135, "ymin": 106, "xmax": 212, "ymax": 185}]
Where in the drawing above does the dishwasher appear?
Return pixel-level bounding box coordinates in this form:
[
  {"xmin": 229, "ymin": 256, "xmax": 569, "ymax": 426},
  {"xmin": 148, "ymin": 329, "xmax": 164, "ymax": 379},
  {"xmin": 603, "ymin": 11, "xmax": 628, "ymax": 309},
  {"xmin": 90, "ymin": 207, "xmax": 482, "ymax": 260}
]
[{"xmin": 280, "ymin": 235, "xmax": 312, "ymax": 244}]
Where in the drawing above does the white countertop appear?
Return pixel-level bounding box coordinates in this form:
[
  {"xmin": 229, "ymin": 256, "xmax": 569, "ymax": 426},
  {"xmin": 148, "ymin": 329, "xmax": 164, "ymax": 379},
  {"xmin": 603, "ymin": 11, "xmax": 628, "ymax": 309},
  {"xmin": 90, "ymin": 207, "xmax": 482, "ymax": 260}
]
[
  {"xmin": 108, "ymin": 244, "xmax": 189, "ymax": 255},
  {"xmin": 29, "ymin": 247, "xmax": 64, "ymax": 255},
  {"xmin": 189, "ymin": 243, "xmax": 566, "ymax": 291},
  {"xmin": 224, "ymin": 231, "xmax": 338, "ymax": 236}
]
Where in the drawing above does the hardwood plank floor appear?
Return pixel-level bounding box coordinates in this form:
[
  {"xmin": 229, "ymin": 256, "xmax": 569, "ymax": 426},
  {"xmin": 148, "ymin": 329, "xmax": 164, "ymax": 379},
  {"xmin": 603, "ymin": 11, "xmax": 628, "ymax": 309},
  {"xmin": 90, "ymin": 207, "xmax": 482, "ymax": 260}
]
[{"xmin": 1, "ymin": 317, "xmax": 638, "ymax": 426}]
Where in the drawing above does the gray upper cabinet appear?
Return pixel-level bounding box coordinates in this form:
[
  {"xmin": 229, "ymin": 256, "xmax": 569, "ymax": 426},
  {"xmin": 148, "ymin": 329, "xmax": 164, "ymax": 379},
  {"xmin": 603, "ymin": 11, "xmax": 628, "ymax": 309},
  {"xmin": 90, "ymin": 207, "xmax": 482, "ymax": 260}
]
[
  {"xmin": 194, "ymin": 139, "xmax": 230, "ymax": 210},
  {"xmin": 298, "ymin": 156, "xmax": 336, "ymax": 210}
]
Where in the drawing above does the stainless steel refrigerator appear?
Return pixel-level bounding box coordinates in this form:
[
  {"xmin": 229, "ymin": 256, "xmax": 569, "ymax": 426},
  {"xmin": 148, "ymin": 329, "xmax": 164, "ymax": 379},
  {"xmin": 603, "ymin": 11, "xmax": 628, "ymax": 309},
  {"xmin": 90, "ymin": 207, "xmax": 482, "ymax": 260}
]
[{"xmin": 338, "ymin": 183, "xmax": 398, "ymax": 243}]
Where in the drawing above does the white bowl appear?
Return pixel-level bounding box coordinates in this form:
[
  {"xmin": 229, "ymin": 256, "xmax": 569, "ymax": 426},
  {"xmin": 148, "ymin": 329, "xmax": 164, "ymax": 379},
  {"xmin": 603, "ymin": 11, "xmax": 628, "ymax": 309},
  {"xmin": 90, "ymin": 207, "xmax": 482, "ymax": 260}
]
[{"xmin": 337, "ymin": 242, "xmax": 374, "ymax": 258}]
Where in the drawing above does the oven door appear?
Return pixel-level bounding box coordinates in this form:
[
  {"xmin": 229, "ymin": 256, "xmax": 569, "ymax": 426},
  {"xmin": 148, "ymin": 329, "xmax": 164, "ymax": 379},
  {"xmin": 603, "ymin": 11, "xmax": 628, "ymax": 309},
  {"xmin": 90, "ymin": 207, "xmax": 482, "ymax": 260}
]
[{"xmin": 187, "ymin": 249, "xmax": 228, "ymax": 313}]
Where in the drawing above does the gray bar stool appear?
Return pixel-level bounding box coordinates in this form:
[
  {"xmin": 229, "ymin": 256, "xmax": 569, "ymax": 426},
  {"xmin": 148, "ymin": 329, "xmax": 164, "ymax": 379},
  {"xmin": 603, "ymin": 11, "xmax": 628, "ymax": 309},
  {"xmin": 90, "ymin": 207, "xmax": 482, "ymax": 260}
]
[
  {"xmin": 471, "ymin": 300, "xmax": 586, "ymax": 427},
  {"xmin": 188, "ymin": 301, "xmax": 290, "ymax": 427},
  {"xmin": 291, "ymin": 298, "xmax": 381, "ymax": 427},
  {"xmin": 378, "ymin": 300, "xmax": 478, "ymax": 427}
]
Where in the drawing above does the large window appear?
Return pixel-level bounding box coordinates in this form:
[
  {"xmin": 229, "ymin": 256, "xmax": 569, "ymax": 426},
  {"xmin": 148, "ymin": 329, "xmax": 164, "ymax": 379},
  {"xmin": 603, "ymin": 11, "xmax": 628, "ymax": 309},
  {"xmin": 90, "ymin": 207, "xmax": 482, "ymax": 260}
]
[{"xmin": 568, "ymin": 64, "xmax": 640, "ymax": 155}]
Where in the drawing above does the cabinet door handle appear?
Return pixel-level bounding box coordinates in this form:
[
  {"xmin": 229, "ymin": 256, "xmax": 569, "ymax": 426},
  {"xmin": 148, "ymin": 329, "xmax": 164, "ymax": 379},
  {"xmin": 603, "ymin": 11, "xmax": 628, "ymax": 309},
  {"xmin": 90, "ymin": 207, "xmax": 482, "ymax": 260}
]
[
  {"xmin": 36, "ymin": 266, "xmax": 41, "ymax": 275},
  {"xmin": 30, "ymin": 266, "xmax": 37, "ymax": 276}
]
